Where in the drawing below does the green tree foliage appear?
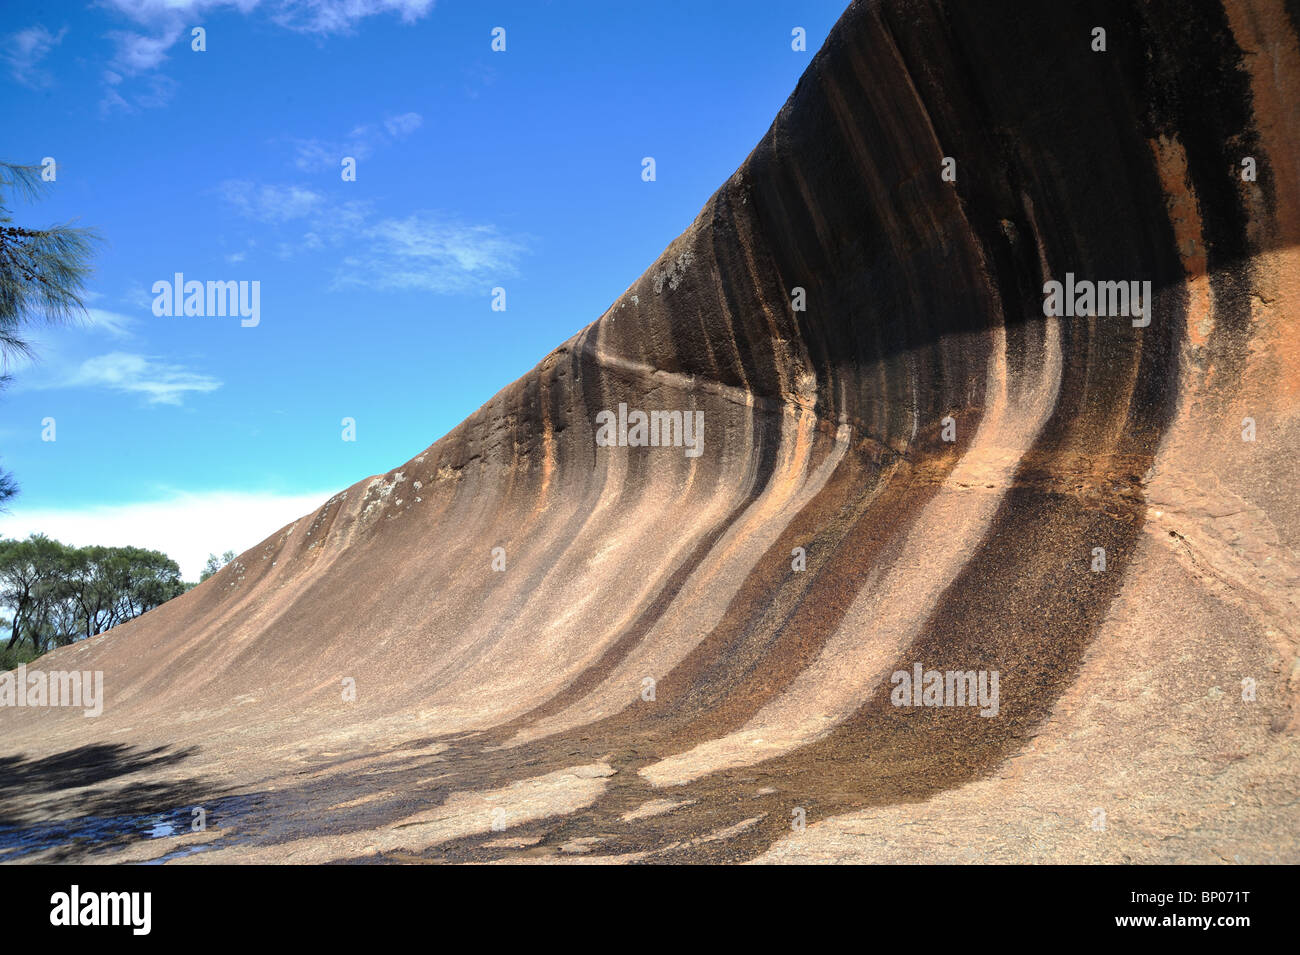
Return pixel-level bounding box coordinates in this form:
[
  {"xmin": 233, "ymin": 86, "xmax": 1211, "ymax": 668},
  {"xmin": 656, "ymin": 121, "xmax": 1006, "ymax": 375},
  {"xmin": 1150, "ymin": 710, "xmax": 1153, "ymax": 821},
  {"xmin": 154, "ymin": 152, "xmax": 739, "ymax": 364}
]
[
  {"xmin": 0, "ymin": 161, "xmax": 102, "ymax": 509},
  {"xmin": 0, "ymin": 535, "xmax": 187, "ymax": 666},
  {"xmin": 199, "ymin": 550, "xmax": 237, "ymax": 583},
  {"xmin": 0, "ymin": 162, "xmax": 100, "ymax": 361}
]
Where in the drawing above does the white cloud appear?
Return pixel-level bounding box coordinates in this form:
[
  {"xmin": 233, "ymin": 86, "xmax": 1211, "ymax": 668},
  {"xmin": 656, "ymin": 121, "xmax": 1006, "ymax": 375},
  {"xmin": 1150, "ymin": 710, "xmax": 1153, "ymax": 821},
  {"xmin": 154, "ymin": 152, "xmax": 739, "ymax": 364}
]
[
  {"xmin": 291, "ymin": 139, "xmax": 353, "ymax": 171},
  {"xmin": 0, "ymin": 488, "xmax": 335, "ymax": 580},
  {"xmin": 216, "ymin": 177, "xmax": 524, "ymax": 289},
  {"xmin": 100, "ymin": 0, "xmax": 431, "ymax": 37},
  {"xmin": 133, "ymin": 72, "xmax": 177, "ymax": 108},
  {"xmin": 100, "ymin": 1, "xmax": 263, "ymax": 28},
  {"xmin": 2, "ymin": 309, "xmax": 146, "ymax": 381},
  {"xmin": 220, "ymin": 180, "xmax": 325, "ymax": 223},
  {"xmin": 96, "ymin": 1, "xmax": 431, "ymax": 114},
  {"xmin": 99, "ymin": 87, "xmax": 132, "ymax": 114},
  {"xmin": 64, "ymin": 352, "xmax": 222, "ymax": 405},
  {"xmin": 105, "ymin": 28, "xmax": 180, "ymax": 73},
  {"xmin": 99, "ymin": 27, "xmax": 184, "ymax": 113},
  {"xmin": 122, "ymin": 284, "xmax": 156, "ymax": 311},
  {"xmin": 383, "ymin": 111, "xmax": 422, "ymax": 137},
  {"xmin": 271, "ymin": 0, "xmax": 434, "ymax": 34},
  {"xmin": 334, "ymin": 214, "xmax": 526, "ymax": 293},
  {"xmin": 290, "ymin": 111, "xmax": 423, "ymax": 171},
  {"xmin": 2, "ymin": 25, "xmax": 67, "ymax": 88},
  {"xmin": 84, "ymin": 308, "xmax": 136, "ymax": 337}
]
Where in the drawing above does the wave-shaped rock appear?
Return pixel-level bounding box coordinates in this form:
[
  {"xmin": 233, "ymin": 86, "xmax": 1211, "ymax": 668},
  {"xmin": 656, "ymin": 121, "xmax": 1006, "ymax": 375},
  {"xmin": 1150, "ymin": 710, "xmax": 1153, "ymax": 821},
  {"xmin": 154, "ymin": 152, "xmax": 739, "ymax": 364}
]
[{"xmin": 3, "ymin": 0, "xmax": 1297, "ymax": 863}]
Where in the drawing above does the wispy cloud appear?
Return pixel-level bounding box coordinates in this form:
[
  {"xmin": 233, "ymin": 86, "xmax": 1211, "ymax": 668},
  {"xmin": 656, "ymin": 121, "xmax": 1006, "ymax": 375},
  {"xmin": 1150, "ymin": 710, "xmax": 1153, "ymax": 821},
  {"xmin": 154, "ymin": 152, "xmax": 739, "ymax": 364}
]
[
  {"xmin": 2, "ymin": 25, "xmax": 67, "ymax": 88},
  {"xmin": 84, "ymin": 308, "xmax": 137, "ymax": 337},
  {"xmin": 103, "ymin": 0, "xmax": 434, "ymax": 35},
  {"xmin": 219, "ymin": 180, "xmax": 326, "ymax": 223},
  {"xmin": 289, "ymin": 111, "xmax": 423, "ymax": 171},
  {"xmin": 63, "ymin": 352, "xmax": 222, "ymax": 405},
  {"xmin": 100, "ymin": 1, "xmax": 262, "ymax": 29},
  {"xmin": 216, "ymin": 174, "xmax": 524, "ymax": 290},
  {"xmin": 99, "ymin": 27, "xmax": 184, "ymax": 114},
  {"xmin": 335, "ymin": 214, "xmax": 526, "ymax": 293},
  {"xmin": 105, "ymin": 27, "xmax": 180, "ymax": 73},
  {"xmin": 384, "ymin": 111, "xmax": 422, "ymax": 137},
  {"xmin": 122, "ymin": 283, "xmax": 157, "ymax": 311},
  {"xmin": 270, "ymin": 0, "xmax": 434, "ymax": 34},
  {"xmin": 97, "ymin": 1, "xmax": 433, "ymax": 113}
]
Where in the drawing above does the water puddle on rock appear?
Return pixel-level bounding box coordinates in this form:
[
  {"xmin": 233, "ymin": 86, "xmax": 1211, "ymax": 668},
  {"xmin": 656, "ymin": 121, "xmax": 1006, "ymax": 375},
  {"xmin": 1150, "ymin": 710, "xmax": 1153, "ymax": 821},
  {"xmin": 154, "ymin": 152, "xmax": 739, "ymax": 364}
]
[{"xmin": 0, "ymin": 794, "xmax": 261, "ymax": 862}]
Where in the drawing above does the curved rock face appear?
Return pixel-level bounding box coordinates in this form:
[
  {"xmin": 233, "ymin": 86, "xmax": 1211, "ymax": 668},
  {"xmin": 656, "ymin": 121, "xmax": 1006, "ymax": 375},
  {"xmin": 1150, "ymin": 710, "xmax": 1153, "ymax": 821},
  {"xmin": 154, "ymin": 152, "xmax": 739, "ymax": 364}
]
[{"xmin": 4, "ymin": 0, "xmax": 1298, "ymax": 863}]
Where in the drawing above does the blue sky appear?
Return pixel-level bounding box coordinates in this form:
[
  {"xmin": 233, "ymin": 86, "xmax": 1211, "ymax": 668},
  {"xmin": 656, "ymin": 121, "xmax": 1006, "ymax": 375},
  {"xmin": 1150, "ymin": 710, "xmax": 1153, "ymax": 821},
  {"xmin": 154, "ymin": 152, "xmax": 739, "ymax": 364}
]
[{"xmin": 0, "ymin": 0, "xmax": 845, "ymax": 577}]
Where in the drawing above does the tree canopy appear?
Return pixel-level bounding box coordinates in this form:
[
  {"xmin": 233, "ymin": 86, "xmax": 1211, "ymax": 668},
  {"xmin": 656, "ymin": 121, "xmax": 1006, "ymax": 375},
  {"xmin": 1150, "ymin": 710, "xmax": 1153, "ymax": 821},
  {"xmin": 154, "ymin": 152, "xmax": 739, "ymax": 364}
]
[
  {"xmin": 0, "ymin": 160, "xmax": 101, "ymax": 510},
  {"xmin": 0, "ymin": 535, "xmax": 189, "ymax": 665}
]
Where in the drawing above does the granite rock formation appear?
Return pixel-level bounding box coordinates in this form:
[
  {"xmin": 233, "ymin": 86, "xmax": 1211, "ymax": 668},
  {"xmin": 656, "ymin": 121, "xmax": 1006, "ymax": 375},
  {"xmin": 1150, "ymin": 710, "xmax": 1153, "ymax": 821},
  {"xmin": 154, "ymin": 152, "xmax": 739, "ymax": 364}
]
[{"xmin": 3, "ymin": 0, "xmax": 1298, "ymax": 863}]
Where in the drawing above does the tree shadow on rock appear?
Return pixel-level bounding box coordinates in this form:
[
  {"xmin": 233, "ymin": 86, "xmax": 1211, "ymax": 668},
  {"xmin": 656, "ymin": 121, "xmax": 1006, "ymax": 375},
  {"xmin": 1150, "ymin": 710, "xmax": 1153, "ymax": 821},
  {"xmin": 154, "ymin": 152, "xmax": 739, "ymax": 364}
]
[{"xmin": 0, "ymin": 743, "xmax": 232, "ymax": 862}]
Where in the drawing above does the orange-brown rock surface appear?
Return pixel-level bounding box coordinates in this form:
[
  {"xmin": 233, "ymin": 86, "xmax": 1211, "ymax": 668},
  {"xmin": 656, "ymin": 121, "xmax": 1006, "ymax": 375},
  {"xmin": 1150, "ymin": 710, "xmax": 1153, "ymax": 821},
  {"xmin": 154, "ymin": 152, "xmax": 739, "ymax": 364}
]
[{"xmin": 3, "ymin": 0, "xmax": 1297, "ymax": 863}]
